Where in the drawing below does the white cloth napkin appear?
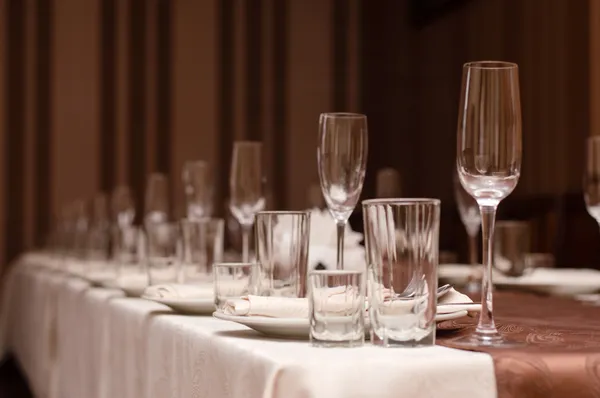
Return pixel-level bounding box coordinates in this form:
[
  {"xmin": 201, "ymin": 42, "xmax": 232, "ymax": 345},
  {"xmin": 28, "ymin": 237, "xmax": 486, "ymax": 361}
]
[
  {"xmin": 144, "ymin": 284, "xmax": 213, "ymax": 299},
  {"xmin": 224, "ymin": 287, "xmax": 478, "ymax": 318}
]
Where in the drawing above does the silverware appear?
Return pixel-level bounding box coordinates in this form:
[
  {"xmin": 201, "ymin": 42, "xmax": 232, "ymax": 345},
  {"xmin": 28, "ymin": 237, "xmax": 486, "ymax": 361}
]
[{"xmin": 394, "ymin": 283, "xmax": 452, "ymax": 300}]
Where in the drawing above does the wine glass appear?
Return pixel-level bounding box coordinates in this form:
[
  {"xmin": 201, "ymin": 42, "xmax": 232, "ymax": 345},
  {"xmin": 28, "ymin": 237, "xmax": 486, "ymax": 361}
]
[
  {"xmin": 455, "ymin": 61, "xmax": 522, "ymax": 347},
  {"xmin": 182, "ymin": 160, "xmax": 213, "ymax": 220},
  {"xmin": 229, "ymin": 141, "xmax": 265, "ymax": 262},
  {"xmin": 145, "ymin": 173, "xmax": 170, "ymax": 225},
  {"xmin": 584, "ymin": 136, "xmax": 600, "ymax": 225},
  {"xmin": 317, "ymin": 113, "xmax": 368, "ymax": 270},
  {"xmin": 453, "ymin": 171, "xmax": 481, "ymax": 265}
]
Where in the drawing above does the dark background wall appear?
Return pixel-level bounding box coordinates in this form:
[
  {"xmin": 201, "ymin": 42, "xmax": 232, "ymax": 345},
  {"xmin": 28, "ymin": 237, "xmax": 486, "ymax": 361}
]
[{"xmin": 0, "ymin": 0, "xmax": 597, "ymax": 271}]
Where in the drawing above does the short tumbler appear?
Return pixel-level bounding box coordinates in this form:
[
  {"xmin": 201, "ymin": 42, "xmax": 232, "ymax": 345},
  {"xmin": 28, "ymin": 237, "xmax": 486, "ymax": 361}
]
[
  {"xmin": 308, "ymin": 270, "xmax": 365, "ymax": 347},
  {"xmin": 213, "ymin": 262, "xmax": 258, "ymax": 311},
  {"xmin": 146, "ymin": 223, "xmax": 180, "ymax": 285},
  {"xmin": 180, "ymin": 218, "xmax": 224, "ymax": 282},
  {"xmin": 362, "ymin": 198, "xmax": 440, "ymax": 347}
]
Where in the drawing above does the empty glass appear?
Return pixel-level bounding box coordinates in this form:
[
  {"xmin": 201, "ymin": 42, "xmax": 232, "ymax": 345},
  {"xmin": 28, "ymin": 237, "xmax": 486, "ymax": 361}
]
[
  {"xmin": 456, "ymin": 61, "xmax": 522, "ymax": 347},
  {"xmin": 453, "ymin": 171, "xmax": 481, "ymax": 265},
  {"xmin": 145, "ymin": 173, "xmax": 170, "ymax": 225},
  {"xmin": 111, "ymin": 186, "xmax": 135, "ymax": 228},
  {"xmin": 255, "ymin": 211, "xmax": 311, "ymax": 297},
  {"xmin": 180, "ymin": 218, "xmax": 225, "ymax": 283},
  {"xmin": 308, "ymin": 269, "xmax": 365, "ymax": 347},
  {"xmin": 585, "ymin": 136, "xmax": 600, "ymax": 226},
  {"xmin": 494, "ymin": 221, "xmax": 531, "ymax": 277},
  {"xmin": 317, "ymin": 113, "xmax": 368, "ymax": 270},
  {"xmin": 213, "ymin": 262, "xmax": 258, "ymax": 311},
  {"xmin": 363, "ymin": 198, "xmax": 440, "ymax": 347},
  {"xmin": 182, "ymin": 160, "xmax": 213, "ymax": 220},
  {"xmin": 146, "ymin": 223, "xmax": 179, "ymax": 285},
  {"xmin": 229, "ymin": 141, "xmax": 265, "ymax": 262}
]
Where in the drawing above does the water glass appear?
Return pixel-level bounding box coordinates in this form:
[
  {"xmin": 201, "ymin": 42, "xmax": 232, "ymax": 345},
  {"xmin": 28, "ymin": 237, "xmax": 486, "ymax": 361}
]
[
  {"xmin": 494, "ymin": 221, "xmax": 531, "ymax": 277},
  {"xmin": 180, "ymin": 218, "xmax": 224, "ymax": 282},
  {"xmin": 255, "ymin": 211, "xmax": 311, "ymax": 297},
  {"xmin": 362, "ymin": 198, "xmax": 440, "ymax": 347},
  {"xmin": 213, "ymin": 262, "xmax": 258, "ymax": 311},
  {"xmin": 145, "ymin": 173, "xmax": 170, "ymax": 224},
  {"xmin": 182, "ymin": 160, "xmax": 213, "ymax": 220},
  {"xmin": 146, "ymin": 223, "xmax": 179, "ymax": 285},
  {"xmin": 308, "ymin": 270, "xmax": 365, "ymax": 347}
]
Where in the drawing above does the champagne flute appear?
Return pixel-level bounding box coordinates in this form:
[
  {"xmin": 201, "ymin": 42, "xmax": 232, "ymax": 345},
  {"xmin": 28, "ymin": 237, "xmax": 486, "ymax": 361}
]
[
  {"xmin": 317, "ymin": 113, "xmax": 368, "ymax": 270},
  {"xmin": 584, "ymin": 136, "xmax": 600, "ymax": 225},
  {"xmin": 229, "ymin": 141, "xmax": 265, "ymax": 262},
  {"xmin": 455, "ymin": 61, "xmax": 522, "ymax": 347},
  {"xmin": 182, "ymin": 160, "xmax": 213, "ymax": 220},
  {"xmin": 145, "ymin": 173, "xmax": 170, "ymax": 225},
  {"xmin": 453, "ymin": 171, "xmax": 481, "ymax": 264},
  {"xmin": 111, "ymin": 186, "xmax": 135, "ymax": 228}
]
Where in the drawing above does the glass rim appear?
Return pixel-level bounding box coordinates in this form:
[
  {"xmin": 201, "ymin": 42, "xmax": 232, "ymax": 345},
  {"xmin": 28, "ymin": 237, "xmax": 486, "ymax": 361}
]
[
  {"xmin": 213, "ymin": 262, "xmax": 257, "ymax": 267},
  {"xmin": 320, "ymin": 112, "xmax": 366, "ymax": 119},
  {"xmin": 464, "ymin": 61, "xmax": 518, "ymax": 70},
  {"xmin": 256, "ymin": 210, "xmax": 311, "ymax": 216},
  {"xmin": 362, "ymin": 198, "xmax": 441, "ymax": 206},
  {"xmin": 308, "ymin": 269, "xmax": 364, "ymax": 276}
]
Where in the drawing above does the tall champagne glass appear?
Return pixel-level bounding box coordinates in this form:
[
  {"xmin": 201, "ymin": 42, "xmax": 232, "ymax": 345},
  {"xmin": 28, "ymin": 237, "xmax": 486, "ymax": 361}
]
[
  {"xmin": 317, "ymin": 113, "xmax": 368, "ymax": 270},
  {"xmin": 182, "ymin": 160, "xmax": 213, "ymax": 220},
  {"xmin": 145, "ymin": 173, "xmax": 169, "ymax": 225},
  {"xmin": 453, "ymin": 171, "xmax": 481, "ymax": 264},
  {"xmin": 585, "ymin": 136, "xmax": 600, "ymax": 225},
  {"xmin": 455, "ymin": 61, "xmax": 522, "ymax": 347},
  {"xmin": 229, "ymin": 141, "xmax": 265, "ymax": 262}
]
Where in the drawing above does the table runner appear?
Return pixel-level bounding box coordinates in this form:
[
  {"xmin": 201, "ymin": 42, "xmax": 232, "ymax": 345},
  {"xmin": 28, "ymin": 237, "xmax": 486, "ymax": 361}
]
[
  {"xmin": 1, "ymin": 253, "xmax": 497, "ymax": 398},
  {"xmin": 438, "ymin": 291, "xmax": 600, "ymax": 397}
]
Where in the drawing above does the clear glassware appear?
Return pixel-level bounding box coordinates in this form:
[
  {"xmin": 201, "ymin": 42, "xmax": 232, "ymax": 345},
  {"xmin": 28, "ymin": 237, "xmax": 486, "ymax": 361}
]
[
  {"xmin": 453, "ymin": 171, "xmax": 481, "ymax": 265},
  {"xmin": 255, "ymin": 211, "xmax": 311, "ymax": 298},
  {"xmin": 317, "ymin": 113, "xmax": 368, "ymax": 270},
  {"xmin": 229, "ymin": 141, "xmax": 265, "ymax": 262},
  {"xmin": 111, "ymin": 185, "xmax": 136, "ymax": 228},
  {"xmin": 182, "ymin": 160, "xmax": 213, "ymax": 221},
  {"xmin": 145, "ymin": 173, "xmax": 170, "ymax": 225},
  {"xmin": 146, "ymin": 222, "xmax": 179, "ymax": 285},
  {"xmin": 455, "ymin": 61, "xmax": 522, "ymax": 348},
  {"xmin": 213, "ymin": 262, "xmax": 258, "ymax": 311},
  {"xmin": 494, "ymin": 221, "xmax": 531, "ymax": 277},
  {"xmin": 115, "ymin": 225, "xmax": 148, "ymax": 296},
  {"xmin": 585, "ymin": 136, "xmax": 600, "ymax": 225},
  {"xmin": 308, "ymin": 269, "xmax": 365, "ymax": 347},
  {"xmin": 362, "ymin": 198, "xmax": 440, "ymax": 347},
  {"xmin": 180, "ymin": 218, "xmax": 224, "ymax": 283}
]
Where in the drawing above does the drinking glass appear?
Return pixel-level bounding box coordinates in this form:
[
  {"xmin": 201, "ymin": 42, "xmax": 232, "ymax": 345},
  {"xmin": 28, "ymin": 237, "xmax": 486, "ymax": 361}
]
[
  {"xmin": 255, "ymin": 211, "xmax": 311, "ymax": 297},
  {"xmin": 111, "ymin": 185, "xmax": 135, "ymax": 227},
  {"xmin": 229, "ymin": 141, "xmax": 265, "ymax": 262},
  {"xmin": 362, "ymin": 198, "xmax": 440, "ymax": 347},
  {"xmin": 453, "ymin": 171, "xmax": 481, "ymax": 265},
  {"xmin": 585, "ymin": 136, "xmax": 600, "ymax": 225},
  {"xmin": 317, "ymin": 113, "xmax": 368, "ymax": 270},
  {"xmin": 376, "ymin": 168, "xmax": 402, "ymax": 198},
  {"xmin": 308, "ymin": 269, "xmax": 365, "ymax": 347},
  {"xmin": 146, "ymin": 222, "xmax": 179, "ymax": 285},
  {"xmin": 145, "ymin": 173, "xmax": 170, "ymax": 225},
  {"xmin": 182, "ymin": 160, "xmax": 213, "ymax": 220},
  {"xmin": 455, "ymin": 61, "xmax": 522, "ymax": 347},
  {"xmin": 87, "ymin": 194, "xmax": 110, "ymax": 264},
  {"xmin": 494, "ymin": 221, "xmax": 530, "ymax": 277},
  {"xmin": 213, "ymin": 262, "xmax": 258, "ymax": 311},
  {"xmin": 180, "ymin": 218, "xmax": 224, "ymax": 283}
]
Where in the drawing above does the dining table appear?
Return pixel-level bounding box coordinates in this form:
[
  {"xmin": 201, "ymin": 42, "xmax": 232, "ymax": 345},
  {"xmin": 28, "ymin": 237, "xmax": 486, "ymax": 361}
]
[{"xmin": 2, "ymin": 252, "xmax": 600, "ymax": 398}]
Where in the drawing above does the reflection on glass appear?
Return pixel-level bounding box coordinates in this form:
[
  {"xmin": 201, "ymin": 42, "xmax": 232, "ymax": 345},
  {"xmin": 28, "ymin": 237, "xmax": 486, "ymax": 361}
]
[{"xmin": 453, "ymin": 172, "xmax": 481, "ymax": 264}]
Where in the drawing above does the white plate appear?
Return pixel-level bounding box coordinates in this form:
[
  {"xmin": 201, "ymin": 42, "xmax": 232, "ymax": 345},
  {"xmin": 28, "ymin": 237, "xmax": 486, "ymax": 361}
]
[
  {"xmin": 142, "ymin": 295, "xmax": 215, "ymax": 314},
  {"xmin": 213, "ymin": 310, "xmax": 470, "ymax": 339},
  {"xmin": 438, "ymin": 264, "xmax": 482, "ymax": 285},
  {"xmin": 494, "ymin": 268, "xmax": 600, "ymax": 296}
]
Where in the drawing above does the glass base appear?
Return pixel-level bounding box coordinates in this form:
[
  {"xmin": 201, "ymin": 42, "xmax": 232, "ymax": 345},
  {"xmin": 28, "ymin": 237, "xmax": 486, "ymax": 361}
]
[
  {"xmin": 451, "ymin": 329, "xmax": 523, "ymax": 348},
  {"xmin": 311, "ymin": 337, "xmax": 364, "ymax": 348}
]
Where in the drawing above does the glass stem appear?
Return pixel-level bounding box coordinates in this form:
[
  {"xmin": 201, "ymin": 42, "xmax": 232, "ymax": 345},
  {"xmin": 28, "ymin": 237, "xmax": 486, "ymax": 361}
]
[
  {"xmin": 468, "ymin": 233, "xmax": 478, "ymax": 264},
  {"xmin": 242, "ymin": 225, "xmax": 250, "ymax": 263},
  {"xmin": 476, "ymin": 205, "xmax": 498, "ymax": 336},
  {"xmin": 336, "ymin": 220, "xmax": 346, "ymax": 270}
]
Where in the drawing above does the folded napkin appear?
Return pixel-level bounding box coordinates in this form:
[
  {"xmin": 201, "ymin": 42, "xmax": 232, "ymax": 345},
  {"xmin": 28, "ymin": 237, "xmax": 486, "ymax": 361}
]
[
  {"xmin": 223, "ymin": 287, "xmax": 477, "ymax": 318},
  {"xmin": 144, "ymin": 283, "xmax": 213, "ymax": 299},
  {"xmin": 499, "ymin": 268, "xmax": 600, "ymax": 285}
]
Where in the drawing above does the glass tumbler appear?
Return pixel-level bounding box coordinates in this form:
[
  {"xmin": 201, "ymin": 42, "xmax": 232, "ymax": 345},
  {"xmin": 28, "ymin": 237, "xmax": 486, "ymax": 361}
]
[
  {"xmin": 213, "ymin": 262, "xmax": 258, "ymax": 311},
  {"xmin": 255, "ymin": 211, "xmax": 311, "ymax": 297},
  {"xmin": 362, "ymin": 198, "xmax": 440, "ymax": 347},
  {"xmin": 146, "ymin": 223, "xmax": 180, "ymax": 285},
  {"xmin": 493, "ymin": 221, "xmax": 531, "ymax": 277},
  {"xmin": 180, "ymin": 218, "xmax": 224, "ymax": 283},
  {"xmin": 308, "ymin": 270, "xmax": 365, "ymax": 347}
]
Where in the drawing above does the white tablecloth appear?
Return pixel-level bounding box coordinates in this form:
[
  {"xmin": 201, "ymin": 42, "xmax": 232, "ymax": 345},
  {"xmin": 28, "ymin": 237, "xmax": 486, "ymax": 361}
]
[{"xmin": 0, "ymin": 253, "xmax": 498, "ymax": 398}]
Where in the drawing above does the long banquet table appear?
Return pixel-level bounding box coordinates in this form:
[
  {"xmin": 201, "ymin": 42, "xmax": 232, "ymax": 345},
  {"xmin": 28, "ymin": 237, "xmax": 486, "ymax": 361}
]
[{"xmin": 3, "ymin": 253, "xmax": 600, "ymax": 398}]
